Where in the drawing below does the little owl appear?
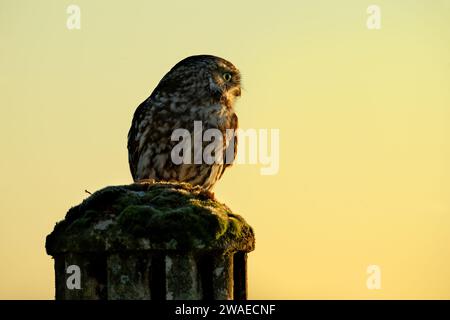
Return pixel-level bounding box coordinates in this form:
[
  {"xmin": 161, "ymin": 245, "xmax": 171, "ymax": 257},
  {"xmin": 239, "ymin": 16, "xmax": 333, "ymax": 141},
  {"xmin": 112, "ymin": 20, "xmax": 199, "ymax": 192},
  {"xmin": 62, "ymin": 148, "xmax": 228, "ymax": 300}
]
[{"xmin": 127, "ymin": 55, "xmax": 241, "ymax": 190}]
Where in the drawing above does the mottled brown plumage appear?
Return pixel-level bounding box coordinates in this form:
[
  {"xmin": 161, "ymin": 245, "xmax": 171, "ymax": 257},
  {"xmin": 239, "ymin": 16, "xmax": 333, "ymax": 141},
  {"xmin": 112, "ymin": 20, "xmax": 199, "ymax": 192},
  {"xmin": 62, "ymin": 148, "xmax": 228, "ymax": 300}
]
[{"xmin": 127, "ymin": 55, "xmax": 241, "ymax": 190}]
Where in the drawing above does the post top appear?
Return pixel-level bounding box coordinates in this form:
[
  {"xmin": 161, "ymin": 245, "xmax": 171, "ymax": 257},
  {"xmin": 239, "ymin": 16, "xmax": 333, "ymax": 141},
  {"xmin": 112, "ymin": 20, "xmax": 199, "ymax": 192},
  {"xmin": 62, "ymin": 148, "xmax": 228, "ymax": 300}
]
[{"xmin": 45, "ymin": 182, "xmax": 255, "ymax": 255}]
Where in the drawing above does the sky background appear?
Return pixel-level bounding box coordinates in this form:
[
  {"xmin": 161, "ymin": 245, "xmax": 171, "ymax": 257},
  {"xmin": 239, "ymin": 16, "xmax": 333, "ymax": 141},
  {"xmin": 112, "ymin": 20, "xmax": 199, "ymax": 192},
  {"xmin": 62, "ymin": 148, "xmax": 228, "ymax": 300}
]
[{"xmin": 1, "ymin": 0, "xmax": 450, "ymax": 299}]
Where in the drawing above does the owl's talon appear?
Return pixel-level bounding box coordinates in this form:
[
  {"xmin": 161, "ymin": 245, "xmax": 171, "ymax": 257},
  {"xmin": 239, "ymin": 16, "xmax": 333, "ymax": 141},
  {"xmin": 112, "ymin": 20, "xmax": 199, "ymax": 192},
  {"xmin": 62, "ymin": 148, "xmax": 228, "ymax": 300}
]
[
  {"xmin": 202, "ymin": 190, "xmax": 216, "ymax": 200},
  {"xmin": 135, "ymin": 178, "xmax": 156, "ymax": 185}
]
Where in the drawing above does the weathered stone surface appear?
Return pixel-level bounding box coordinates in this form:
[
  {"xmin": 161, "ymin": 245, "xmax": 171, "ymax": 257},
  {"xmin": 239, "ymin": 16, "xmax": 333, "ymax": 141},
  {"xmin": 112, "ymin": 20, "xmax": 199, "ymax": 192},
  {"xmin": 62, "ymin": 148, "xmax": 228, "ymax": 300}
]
[
  {"xmin": 212, "ymin": 253, "xmax": 234, "ymax": 300},
  {"xmin": 107, "ymin": 253, "xmax": 152, "ymax": 299},
  {"xmin": 46, "ymin": 182, "xmax": 255, "ymax": 255},
  {"xmin": 233, "ymin": 252, "xmax": 248, "ymax": 300},
  {"xmin": 165, "ymin": 253, "xmax": 201, "ymax": 300}
]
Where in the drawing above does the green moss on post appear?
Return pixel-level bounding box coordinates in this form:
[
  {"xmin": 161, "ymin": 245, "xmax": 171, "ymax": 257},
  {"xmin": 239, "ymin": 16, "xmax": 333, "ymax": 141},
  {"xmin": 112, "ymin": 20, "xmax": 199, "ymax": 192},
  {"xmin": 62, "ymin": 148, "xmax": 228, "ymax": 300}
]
[{"xmin": 46, "ymin": 182, "xmax": 255, "ymax": 300}]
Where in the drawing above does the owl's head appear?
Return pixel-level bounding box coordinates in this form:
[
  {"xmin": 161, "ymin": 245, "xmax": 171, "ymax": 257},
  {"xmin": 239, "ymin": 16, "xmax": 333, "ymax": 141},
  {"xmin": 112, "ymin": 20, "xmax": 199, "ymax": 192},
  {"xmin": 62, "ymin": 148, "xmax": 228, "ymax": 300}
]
[{"xmin": 155, "ymin": 55, "xmax": 241, "ymax": 108}]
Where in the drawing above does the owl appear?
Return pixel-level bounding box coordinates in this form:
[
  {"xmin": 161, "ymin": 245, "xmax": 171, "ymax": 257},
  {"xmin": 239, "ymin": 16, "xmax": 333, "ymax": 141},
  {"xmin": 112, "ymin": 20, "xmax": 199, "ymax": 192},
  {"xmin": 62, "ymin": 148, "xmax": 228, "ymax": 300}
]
[{"xmin": 127, "ymin": 55, "xmax": 241, "ymax": 190}]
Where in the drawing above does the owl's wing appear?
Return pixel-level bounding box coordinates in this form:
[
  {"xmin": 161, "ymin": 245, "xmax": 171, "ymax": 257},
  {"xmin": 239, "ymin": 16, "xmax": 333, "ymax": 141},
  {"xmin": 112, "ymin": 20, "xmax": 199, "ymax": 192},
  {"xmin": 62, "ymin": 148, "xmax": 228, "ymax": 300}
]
[
  {"xmin": 218, "ymin": 112, "xmax": 238, "ymax": 180},
  {"xmin": 127, "ymin": 99, "xmax": 148, "ymax": 181}
]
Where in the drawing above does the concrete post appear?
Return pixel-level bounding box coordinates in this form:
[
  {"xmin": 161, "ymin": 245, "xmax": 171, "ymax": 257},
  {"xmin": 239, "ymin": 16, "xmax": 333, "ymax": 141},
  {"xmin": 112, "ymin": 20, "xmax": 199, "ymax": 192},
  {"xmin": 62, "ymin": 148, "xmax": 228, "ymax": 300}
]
[{"xmin": 45, "ymin": 182, "xmax": 255, "ymax": 300}]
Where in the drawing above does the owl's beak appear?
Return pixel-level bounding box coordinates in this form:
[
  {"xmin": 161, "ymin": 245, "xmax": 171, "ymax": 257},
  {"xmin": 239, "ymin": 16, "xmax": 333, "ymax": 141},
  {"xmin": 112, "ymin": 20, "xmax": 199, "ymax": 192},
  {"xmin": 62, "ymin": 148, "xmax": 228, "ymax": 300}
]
[{"xmin": 232, "ymin": 87, "xmax": 241, "ymax": 97}]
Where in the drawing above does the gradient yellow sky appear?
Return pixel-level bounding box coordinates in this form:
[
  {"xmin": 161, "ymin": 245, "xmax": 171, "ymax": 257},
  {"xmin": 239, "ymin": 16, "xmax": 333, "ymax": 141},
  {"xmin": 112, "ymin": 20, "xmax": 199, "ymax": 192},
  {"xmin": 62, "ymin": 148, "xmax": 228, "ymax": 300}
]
[{"xmin": 1, "ymin": 0, "xmax": 450, "ymax": 299}]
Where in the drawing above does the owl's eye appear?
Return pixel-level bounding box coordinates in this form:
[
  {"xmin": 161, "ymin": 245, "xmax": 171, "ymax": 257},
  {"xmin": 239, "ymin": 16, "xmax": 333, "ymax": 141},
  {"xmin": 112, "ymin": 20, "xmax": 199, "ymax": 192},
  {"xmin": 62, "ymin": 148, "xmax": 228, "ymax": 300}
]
[{"xmin": 223, "ymin": 72, "xmax": 232, "ymax": 82}]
